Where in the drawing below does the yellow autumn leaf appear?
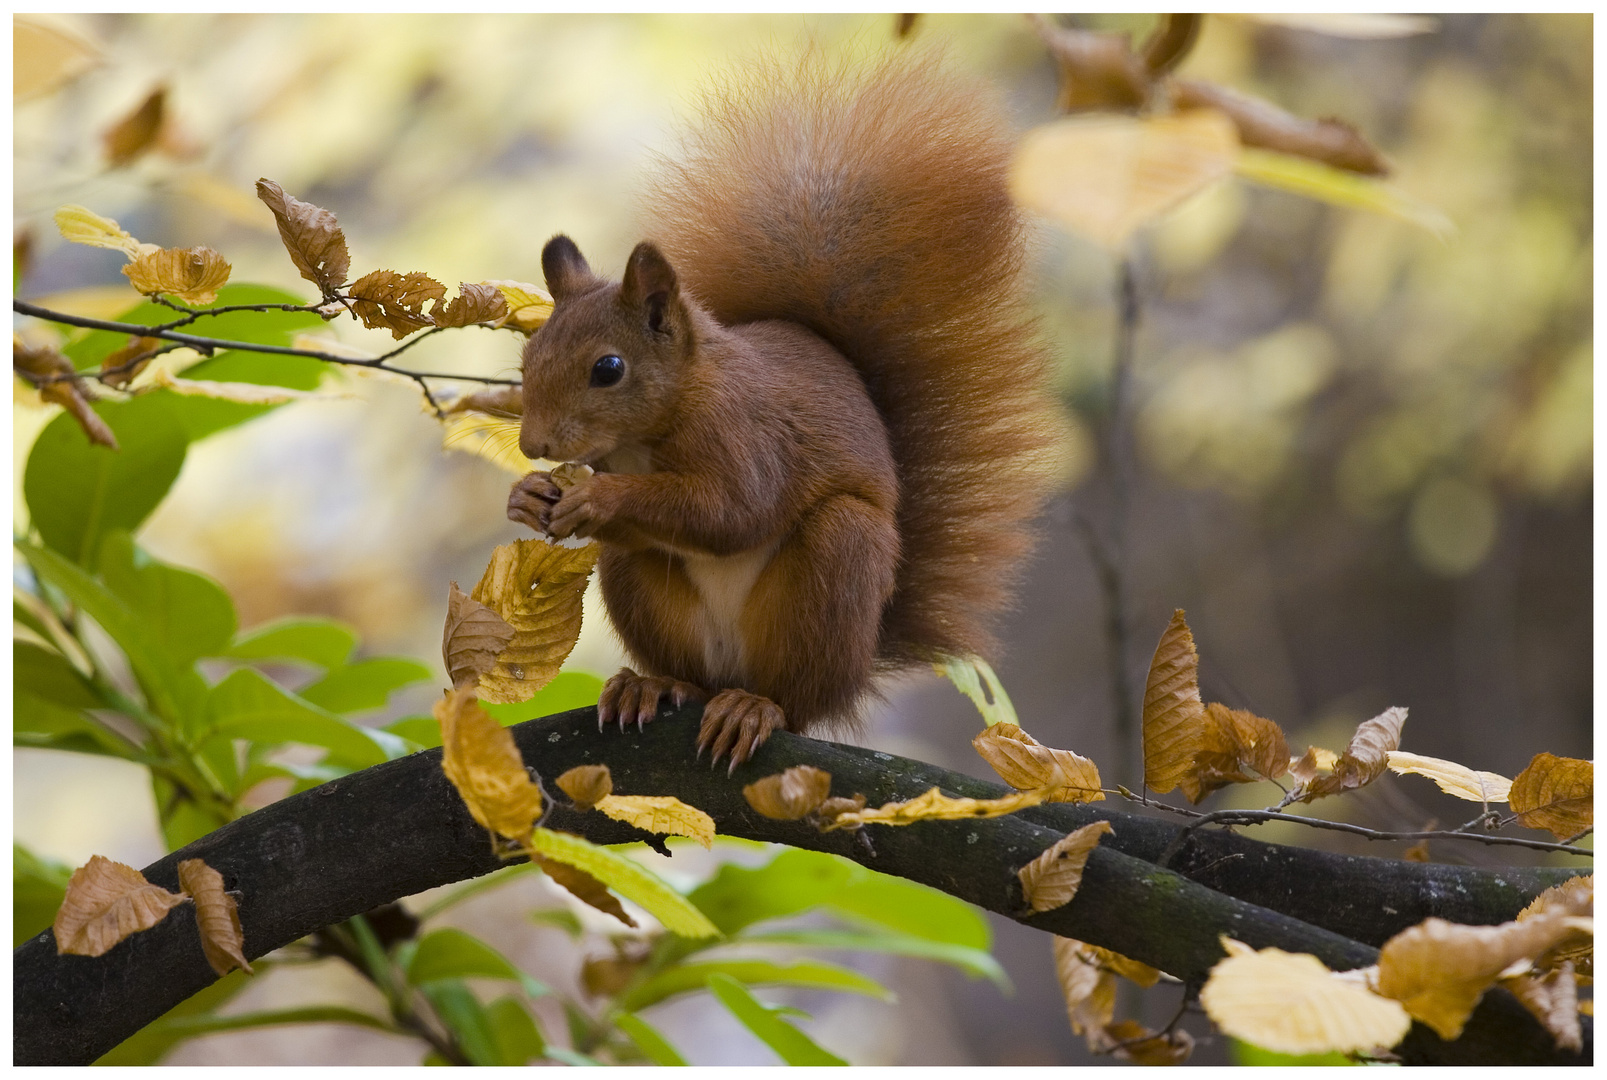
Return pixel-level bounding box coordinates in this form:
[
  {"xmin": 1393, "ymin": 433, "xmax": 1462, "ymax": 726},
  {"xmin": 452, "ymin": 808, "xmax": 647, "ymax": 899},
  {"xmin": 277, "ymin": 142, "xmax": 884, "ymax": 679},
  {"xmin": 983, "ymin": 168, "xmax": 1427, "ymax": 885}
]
[
  {"xmin": 1501, "ymin": 963, "xmax": 1582, "ymax": 1053},
  {"xmin": 177, "ymin": 858, "xmax": 251, "ymax": 977},
  {"xmin": 483, "ymin": 279, "xmax": 554, "ymax": 332},
  {"xmin": 470, "ymin": 539, "xmax": 600, "ymax": 703},
  {"xmin": 1519, "ymin": 877, "xmax": 1593, "ymax": 978},
  {"xmin": 54, "ymin": 205, "xmax": 149, "ymax": 259},
  {"xmin": 443, "ymin": 385, "xmax": 523, "ymax": 419},
  {"xmin": 823, "ymin": 785, "xmax": 1045, "ymax": 831},
  {"xmin": 1199, "ymin": 937, "xmax": 1412, "ymax": 1055},
  {"xmin": 150, "ymin": 366, "xmax": 341, "ymax": 404},
  {"xmin": 442, "ymin": 413, "xmax": 531, "ymax": 477},
  {"xmin": 973, "ymin": 723, "xmax": 1104, "ymax": 803},
  {"xmin": 743, "ymin": 765, "xmax": 833, "ymax": 820},
  {"xmin": 526, "ymin": 827, "xmax": 719, "ymax": 938},
  {"xmin": 1375, "ymin": 913, "xmax": 1585, "ymax": 1041},
  {"xmin": 1385, "ymin": 751, "xmax": 1511, "ymax": 804},
  {"xmin": 1295, "ymin": 706, "xmax": 1406, "ymax": 802},
  {"xmin": 1018, "ymin": 821, "xmax": 1113, "ymax": 914},
  {"xmin": 556, "ymin": 764, "xmax": 614, "ymax": 810},
  {"xmin": 1235, "ymin": 149, "xmax": 1452, "ymax": 237},
  {"xmin": 53, "ymin": 855, "xmax": 188, "ymax": 958},
  {"xmin": 530, "ymin": 851, "xmax": 637, "ymax": 928},
  {"xmin": 934, "ymin": 655, "xmax": 1020, "ymax": 728},
  {"xmin": 442, "ymin": 581, "xmax": 516, "ymax": 690},
  {"xmin": 1012, "ymin": 109, "xmax": 1239, "ymax": 251},
  {"xmin": 1052, "ymin": 936, "xmax": 1117, "ymax": 1050},
  {"xmin": 435, "ymin": 687, "xmax": 543, "ymax": 841},
  {"xmin": 1142, "ymin": 609, "xmax": 1206, "ymax": 795},
  {"xmin": 1509, "ymin": 753, "xmax": 1593, "ymax": 840},
  {"xmin": 595, "ymin": 795, "xmax": 716, "ymax": 849},
  {"xmin": 1103, "ymin": 1019, "xmax": 1195, "ymax": 1066},
  {"xmin": 121, "ymin": 245, "xmax": 232, "ymax": 305}
]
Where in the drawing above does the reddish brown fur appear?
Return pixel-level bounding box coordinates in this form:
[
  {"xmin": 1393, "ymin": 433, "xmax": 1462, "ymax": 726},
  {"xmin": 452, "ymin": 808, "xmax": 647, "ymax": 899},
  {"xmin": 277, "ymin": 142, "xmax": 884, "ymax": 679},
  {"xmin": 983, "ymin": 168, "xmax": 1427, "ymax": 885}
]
[{"xmin": 513, "ymin": 50, "xmax": 1058, "ymax": 742}]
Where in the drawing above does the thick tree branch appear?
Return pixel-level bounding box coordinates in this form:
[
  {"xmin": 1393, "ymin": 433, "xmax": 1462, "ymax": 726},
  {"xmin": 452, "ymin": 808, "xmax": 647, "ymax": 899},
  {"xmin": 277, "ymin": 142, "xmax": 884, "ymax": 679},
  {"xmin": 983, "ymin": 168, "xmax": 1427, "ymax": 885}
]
[{"xmin": 13, "ymin": 704, "xmax": 1588, "ymax": 1065}]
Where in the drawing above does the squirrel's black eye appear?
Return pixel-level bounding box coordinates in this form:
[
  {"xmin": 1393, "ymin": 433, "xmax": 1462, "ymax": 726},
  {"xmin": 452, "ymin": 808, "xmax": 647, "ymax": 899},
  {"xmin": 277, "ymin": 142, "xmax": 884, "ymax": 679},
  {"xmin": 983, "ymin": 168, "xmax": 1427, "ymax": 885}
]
[{"xmin": 590, "ymin": 354, "xmax": 625, "ymax": 387}]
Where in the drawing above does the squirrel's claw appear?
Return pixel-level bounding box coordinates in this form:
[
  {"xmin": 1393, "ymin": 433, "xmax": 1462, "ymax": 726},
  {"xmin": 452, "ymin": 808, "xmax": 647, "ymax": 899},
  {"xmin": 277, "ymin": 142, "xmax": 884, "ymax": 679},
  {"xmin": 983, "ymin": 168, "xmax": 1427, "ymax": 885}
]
[
  {"xmin": 599, "ymin": 668, "xmax": 706, "ymax": 735},
  {"xmin": 697, "ymin": 689, "xmax": 784, "ymax": 773}
]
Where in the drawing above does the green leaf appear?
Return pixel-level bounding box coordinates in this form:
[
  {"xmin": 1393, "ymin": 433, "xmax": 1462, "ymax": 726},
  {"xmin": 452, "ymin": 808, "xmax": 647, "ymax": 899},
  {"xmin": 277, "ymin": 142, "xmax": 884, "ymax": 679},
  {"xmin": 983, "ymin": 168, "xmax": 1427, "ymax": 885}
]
[
  {"xmin": 1235, "ymin": 148, "xmax": 1453, "ymax": 237},
  {"xmin": 97, "ymin": 530, "xmax": 237, "ymax": 667},
  {"xmin": 95, "ymin": 969, "xmax": 255, "ymax": 1064},
  {"xmin": 14, "ymin": 598, "xmax": 55, "ymax": 643},
  {"xmin": 687, "ymin": 847, "xmax": 855, "ymax": 936},
  {"xmin": 934, "ymin": 655, "xmax": 1020, "ymax": 729},
  {"xmin": 19, "ymin": 540, "xmax": 207, "ymax": 730},
  {"xmin": 200, "ymin": 668, "xmax": 393, "ymax": 768},
  {"xmin": 734, "ymin": 929, "xmax": 1010, "ymax": 990},
  {"xmin": 12, "ymin": 641, "xmax": 130, "ymax": 754},
  {"xmin": 486, "ymin": 996, "xmax": 547, "ymax": 1065},
  {"xmin": 297, "ymin": 657, "xmax": 433, "ymax": 714},
  {"xmin": 414, "ymin": 863, "xmax": 538, "ymax": 922},
  {"xmin": 406, "ymin": 927, "xmax": 547, "ymax": 999},
  {"xmin": 141, "ymin": 1005, "xmax": 394, "ymax": 1039},
  {"xmin": 14, "ymin": 843, "xmax": 72, "ymax": 947},
  {"xmin": 616, "ymin": 959, "xmax": 892, "ymax": 1013},
  {"xmin": 420, "ymin": 980, "xmax": 502, "ymax": 1066},
  {"xmin": 63, "ymin": 284, "xmax": 324, "ymax": 369},
  {"xmin": 384, "ymin": 715, "xmax": 440, "ymax": 750},
  {"xmin": 1232, "ymin": 1039, "xmax": 1357, "ymax": 1066},
  {"xmin": 162, "ymin": 350, "xmax": 330, "ymax": 441},
  {"xmin": 613, "ymin": 1012, "xmax": 687, "ymax": 1066},
  {"xmin": 544, "ymin": 1047, "xmax": 605, "ymax": 1067},
  {"xmin": 528, "ymin": 829, "xmax": 720, "ymax": 940},
  {"xmin": 228, "ymin": 617, "xmax": 357, "ymax": 669},
  {"xmin": 828, "ymin": 866, "xmax": 991, "ymax": 951},
  {"xmin": 153, "ymin": 773, "xmax": 230, "ymax": 851},
  {"xmin": 705, "ymin": 973, "xmax": 847, "ymax": 1066},
  {"xmin": 23, "ymin": 395, "xmax": 188, "ymax": 566},
  {"xmin": 14, "ymin": 640, "xmax": 97, "ymax": 706},
  {"xmin": 526, "ymin": 906, "xmax": 586, "ymax": 939},
  {"xmin": 481, "ymin": 671, "xmax": 607, "ymax": 725}
]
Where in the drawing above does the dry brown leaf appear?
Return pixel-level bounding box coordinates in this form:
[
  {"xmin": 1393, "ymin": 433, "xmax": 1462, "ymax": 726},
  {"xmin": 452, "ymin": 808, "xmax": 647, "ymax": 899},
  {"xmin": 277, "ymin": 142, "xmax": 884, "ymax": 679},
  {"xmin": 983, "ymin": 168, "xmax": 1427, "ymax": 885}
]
[
  {"xmin": 16, "ymin": 338, "xmax": 118, "ymax": 449},
  {"xmin": 469, "ymin": 539, "xmax": 600, "ymax": 704},
  {"xmin": 743, "ymin": 765, "xmax": 833, "ymax": 820},
  {"xmin": 1296, "ymin": 707, "xmax": 1406, "ymax": 802},
  {"xmin": 100, "ymin": 335, "xmax": 163, "ymax": 389},
  {"xmin": 817, "ymin": 795, "xmax": 867, "ymax": 818},
  {"xmin": 53, "ymin": 205, "xmax": 148, "ymax": 259},
  {"xmin": 348, "ymin": 269, "xmax": 447, "ymax": 340},
  {"xmin": 556, "ymin": 764, "xmax": 613, "ymax": 810},
  {"xmin": 1170, "ymin": 80, "xmax": 1388, "ymax": 176},
  {"xmin": 549, "ymin": 462, "xmax": 595, "ymax": 490},
  {"xmin": 435, "ymin": 687, "xmax": 543, "ymax": 841},
  {"xmin": 1502, "ymin": 962, "xmax": 1582, "ymax": 1053},
  {"xmin": 531, "ymin": 851, "xmax": 637, "ymax": 928},
  {"xmin": 103, "ymin": 85, "xmax": 165, "ymax": 167},
  {"xmin": 1104, "ymin": 1019, "xmax": 1195, "ymax": 1065},
  {"xmin": 973, "ymin": 723, "xmax": 1104, "ymax": 803},
  {"xmin": 1519, "ymin": 877, "xmax": 1594, "ymax": 978},
  {"xmin": 1199, "ymin": 937, "xmax": 1412, "ymax": 1055},
  {"xmin": 1403, "ymin": 841, "xmax": 1431, "ymax": 863},
  {"xmin": 482, "ymin": 280, "xmax": 554, "ymax": 332},
  {"xmin": 595, "ymin": 795, "xmax": 716, "ymax": 849},
  {"xmin": 177, "ymin": 858, "xmax": 251, "ymax": 977},
  {"xmin": 1386, "ymin": 751, "xmax": 1511, "ymax": 804},
  {"xmin": 53, "ymin": 855, "xmax": 188, "ymax": 958},
  {"xmin": 823, "ymin": 785, "xmax": 1045, "ymax": 831},
  {"xmin": 1027, "ymin": 15, "xmax": 1151, "ymax": 112},
  {"xmin": 122, "ymin": 245, "xmax": 232, "ymax": 306},
  {"xmin": 1012, "ymin": 111, "xmax": 1238, "ymax": 252},
  {"xmin": 1019, "ymin": 821, "xmax": 1113, "ymax": 913},
  {"xmin": 1053, "ymin": 936, "xmax": 1118, "ymax": 1050},
  {"xmin": 255, "ymin": 179, "xmax": 351, "ymax": 294},
  {"xmin": 1141, "ymin": 609, "xmax": 1206, "ymax": 795},
  {"xmin": 434, "ymin": 282, "xmax": 509, "ymax": 329},
  {"xmin": 1509, "ymin": 753, "xmax": 1593, "ymax": 840},
  {"xmin": 442, "ymin": 581, "xmax": 516, "ymax": 690},
  {"xmin": 1375, "ymin": 913, "xmax": 1583, "ymax": 1040},
  {"xmin": 1182, "ymin": 703, "xmax": 1291, "ymax": 803},
  {"xmin": 581, "ymin": 953, "xmax": 647, "ymax": 997},
  {"xmin": 444, "ymin": 386, "xmax": 524, "ymax": 419}
]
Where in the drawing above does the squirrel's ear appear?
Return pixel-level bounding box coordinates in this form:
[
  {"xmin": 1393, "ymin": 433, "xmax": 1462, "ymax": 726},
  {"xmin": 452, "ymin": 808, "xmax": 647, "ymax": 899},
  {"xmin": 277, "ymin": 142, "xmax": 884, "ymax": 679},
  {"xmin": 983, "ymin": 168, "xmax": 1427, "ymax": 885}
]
[
  {"xmin": 621, "ymin": 242, "xmax": 680, "ymax": 335},
  {"xmin": 541, "ymin": 235, "xmax": 593, "ymax": 302}
]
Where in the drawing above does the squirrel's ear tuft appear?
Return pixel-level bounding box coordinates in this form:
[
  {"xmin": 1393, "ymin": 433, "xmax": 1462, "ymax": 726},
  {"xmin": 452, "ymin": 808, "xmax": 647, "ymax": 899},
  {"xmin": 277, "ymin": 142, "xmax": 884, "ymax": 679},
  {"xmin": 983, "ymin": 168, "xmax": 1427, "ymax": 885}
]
[
  {"xmin": 622, "ymin": 242, "xmax": 680, "ymax": 335},
  {"xmin": 542, "ymin": 235, "xmax": 593, "ymax": 302}
]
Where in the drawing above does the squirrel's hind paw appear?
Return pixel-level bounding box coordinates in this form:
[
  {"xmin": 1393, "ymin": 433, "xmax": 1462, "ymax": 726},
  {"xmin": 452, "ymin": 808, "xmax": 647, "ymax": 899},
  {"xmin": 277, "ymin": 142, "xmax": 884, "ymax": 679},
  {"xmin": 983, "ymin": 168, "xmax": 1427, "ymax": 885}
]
[
  {"xmin": 697, "ymin": 689, "xmax": 784, "ymax": 774},
  {"xmin": 598, "ymin": 667, "xmax": 707, "ymax": 732}
]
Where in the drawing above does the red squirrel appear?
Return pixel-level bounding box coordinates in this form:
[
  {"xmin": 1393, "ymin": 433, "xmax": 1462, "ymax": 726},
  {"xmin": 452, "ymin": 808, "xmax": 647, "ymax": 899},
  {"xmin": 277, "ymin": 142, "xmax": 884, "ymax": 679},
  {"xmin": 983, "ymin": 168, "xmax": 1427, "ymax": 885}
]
[{"xmin": 507, "ymin": 51, "xmax": 1060, "ymax": 768}]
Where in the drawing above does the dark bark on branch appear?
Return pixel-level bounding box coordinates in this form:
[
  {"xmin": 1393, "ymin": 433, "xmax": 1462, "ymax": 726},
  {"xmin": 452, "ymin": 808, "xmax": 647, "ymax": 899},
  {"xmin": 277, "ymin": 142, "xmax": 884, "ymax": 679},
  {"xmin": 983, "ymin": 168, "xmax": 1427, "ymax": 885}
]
[{"xmin": 13, "ymin": 704, "xmax": 1589, "ymax": 1065}]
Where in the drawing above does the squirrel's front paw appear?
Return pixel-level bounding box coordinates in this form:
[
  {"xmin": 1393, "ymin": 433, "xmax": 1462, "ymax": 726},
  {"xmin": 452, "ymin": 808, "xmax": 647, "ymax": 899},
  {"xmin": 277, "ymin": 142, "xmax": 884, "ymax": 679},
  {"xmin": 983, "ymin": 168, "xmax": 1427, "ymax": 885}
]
[
  {"xmin": 546, "ymin": 476, "xmax": 609, "ymax": 539},
  {"xmin": 507, "ymin": 471, "xmax": 562, "ymax": 533},
  {"xmin": 598, "ymin": 667, "xmax": 707, "ymax": 732},
  {"xmin": 697, "ymin": 690, "xmax": 785, "ymax": 774}
]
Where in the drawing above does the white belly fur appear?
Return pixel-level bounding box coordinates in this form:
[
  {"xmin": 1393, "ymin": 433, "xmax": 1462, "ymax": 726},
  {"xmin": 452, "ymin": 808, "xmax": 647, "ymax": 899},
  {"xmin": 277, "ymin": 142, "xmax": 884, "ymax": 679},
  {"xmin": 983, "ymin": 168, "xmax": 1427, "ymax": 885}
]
[{"xmin": 680, "ymin": 545, "xmax": 775, "ymax": 685}]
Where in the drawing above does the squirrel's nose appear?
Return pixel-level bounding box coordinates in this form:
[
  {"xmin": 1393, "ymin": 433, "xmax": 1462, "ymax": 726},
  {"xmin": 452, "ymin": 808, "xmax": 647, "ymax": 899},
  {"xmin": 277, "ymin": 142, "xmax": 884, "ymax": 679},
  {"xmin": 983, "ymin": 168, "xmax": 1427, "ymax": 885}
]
[{"xmin": 521, "ymin": 437, "xmax": 549, "ymax": 460}]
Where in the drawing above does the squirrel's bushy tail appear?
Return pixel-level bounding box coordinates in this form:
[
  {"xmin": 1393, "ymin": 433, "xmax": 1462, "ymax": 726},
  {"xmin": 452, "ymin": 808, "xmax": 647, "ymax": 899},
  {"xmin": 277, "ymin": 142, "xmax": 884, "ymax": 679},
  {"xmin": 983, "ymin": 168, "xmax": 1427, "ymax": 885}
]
[{"xmin": 644, "ymin": 49, "xmax": 1060, "ymax": 667}]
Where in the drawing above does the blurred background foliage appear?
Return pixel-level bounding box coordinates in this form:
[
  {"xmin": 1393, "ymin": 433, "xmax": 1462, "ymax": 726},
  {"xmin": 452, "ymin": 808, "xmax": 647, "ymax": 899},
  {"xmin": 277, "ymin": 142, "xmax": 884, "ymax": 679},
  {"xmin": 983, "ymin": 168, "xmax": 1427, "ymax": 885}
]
[{"xmin": 13, "ymin": 12, "xmax": 1592, "ymax": 1066}]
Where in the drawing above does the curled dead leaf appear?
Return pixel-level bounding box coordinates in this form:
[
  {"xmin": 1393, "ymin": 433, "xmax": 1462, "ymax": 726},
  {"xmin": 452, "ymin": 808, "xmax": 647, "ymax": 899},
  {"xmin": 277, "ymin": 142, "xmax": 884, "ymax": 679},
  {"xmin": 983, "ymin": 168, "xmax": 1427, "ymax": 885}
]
[
  {"xmin": 16, "ymin": 338, "xmax": 118, "ymax": 449},
  {"xmin": 1170, "ymin": 79, "xmax": 1388, "ymax": 176},
  {"xmin": 435, "ymin": 686, "xmax": 543, "ymax": 841},
  {"xmin": 1509, "ymin": 753, "xmax": 1593, "ymax": 840},
  {"xmin": 348, "ymin": 269, "xmax": 446, "ymax": 339},
  {"xmin": 1105, "ymin": 1019, "xmax": 1195, "ymax": 1065},
  {"xmin": 122, "ymin": 245, "xmax": 232, "ymax": 306},
  {"xmin": 1385, "ymin": 751, "xmax": 1511, "ymax": 804},
  {"xmin": 1019, "ymin": 821, "xmax": 1113, "ymax": 914},
  {"xmin": 973, "ymin": 723, "xmax": 1104, "ymax": 803},
  {"xmin": 53, "ymin": 205, "xmax": 148, "ymax": 259},
  {"xmin": 442, "ymin": 581, "xmax": 516, "ymax": 690},
  {"xmin": 1181, "ymin": 703, "xmax": 1291, "ymax": 803},
  {"xmin": 1052, "ymin": 936, "xmax": 1118, "ymax": 1051},
  {"xmin": 1142, "ymin": 609, "xmax": 1206, "ymax": 795},
  {"xmin": 556, "ymin": 764, "xmax": 614, "ymax": 810},
  {"xmin": 177, "ymin": 858, "xmax": 251, "ymax": 977},
  {"xmin": 255, "ymin": 179, "xmax": 351, "ymax": 294},
  {"xmin": 1199, "ymin": 937, "xmax": 1412, "ymax": 1056},
  {"xmin": 1518, "ymin": 877, "xmax": 1593, "ymax": 978},
  {"xmin": 822, "ymin": 785, "xmax": 1045, "ymax": 832},
  {"xmin": 482, "ymin": 280, "xmax": 554, "ymax": 332},
  {"xmin": 530, "ymin": 852, "xmax": 636, "ymax": 929},
  {"xmin": 817, "ymin": 794, "xmax": 867, "ymax": 819},
  {"xmin": 550, "ymin": 462, "xmax": 595, "ymax": 490},
  {"xmin": 743, "ymin": 765, "xmax": 833, "ymax": 820},
  {"xmin": 434, "ymin": 282, "xmax": 509, "ymax": 329},
  {"xmin": 100, "ymin": 335, "xmax": 163, "ymax": 389},
  {"xmin": 1502, "ymin": 962, "xmax": 1581, "ymax": 1053},
  {"xmin": 595, "ymin": 795, "xmax": 716, "ymax": 849},
  {"xmin": 53, "ymin": 855, "xmax": 188, "ymax": 958},
  {"xmin": 103, "ymin": 85, "xmax": 166, "ymax": 167},
  {"xmin": 582, "ymin": 953, "xmax": 647, "ymax": 997},
  {"xmin": 444, "ymin": 385, "xmax": 523, "ymax": 419},
  {"xmin": 1027, "ymin": 15, "xmax": 1151, "ymax": 112},
  {"xmin": 1295, "ymin": 707, "xmax": 1406, "ymax": 803},
  {"xmin": 469, "ymin": 539, "xmax": 599, "ymax": 704}
]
